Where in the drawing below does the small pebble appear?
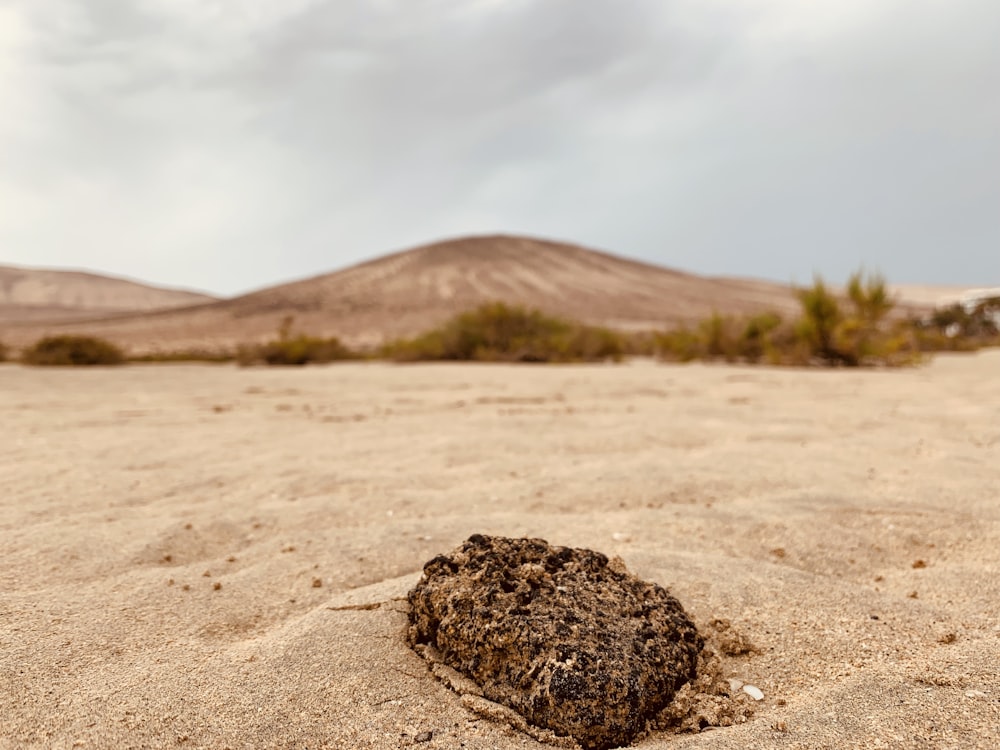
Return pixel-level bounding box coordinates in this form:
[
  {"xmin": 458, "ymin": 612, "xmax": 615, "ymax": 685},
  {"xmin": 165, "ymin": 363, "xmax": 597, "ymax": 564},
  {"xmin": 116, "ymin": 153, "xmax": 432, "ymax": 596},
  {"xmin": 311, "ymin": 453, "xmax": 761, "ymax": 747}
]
[
  {"xmin": 964, "ymin": 690, "xmax": 987, "ymax": 700},
  {"xmin": 415, "ymin": 730, "xmax": 433, "ymax": 742},
  {"xmin": 728, "ymin": 678, "xmax": 745, "ymax": 693},
  {"xmin": 743, "ymin": 684, "xmax": 765, "ymax": 701}
]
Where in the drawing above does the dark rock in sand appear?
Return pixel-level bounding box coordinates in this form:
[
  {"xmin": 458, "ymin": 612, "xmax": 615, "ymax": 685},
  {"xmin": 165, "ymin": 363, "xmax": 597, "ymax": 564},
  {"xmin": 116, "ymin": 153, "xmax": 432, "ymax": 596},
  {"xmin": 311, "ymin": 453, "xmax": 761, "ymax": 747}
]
[{"xmin": 407, "ymin": 534, "xmax": 703, "ymax": 750}]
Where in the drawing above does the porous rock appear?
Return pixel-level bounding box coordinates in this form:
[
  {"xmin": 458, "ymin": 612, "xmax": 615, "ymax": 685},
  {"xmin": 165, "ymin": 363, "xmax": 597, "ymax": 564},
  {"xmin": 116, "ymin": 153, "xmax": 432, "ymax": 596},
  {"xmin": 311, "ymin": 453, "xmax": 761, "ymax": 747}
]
[{"xmin": 407, "ymin": 534, "xmax": 703, "ymax": 750}]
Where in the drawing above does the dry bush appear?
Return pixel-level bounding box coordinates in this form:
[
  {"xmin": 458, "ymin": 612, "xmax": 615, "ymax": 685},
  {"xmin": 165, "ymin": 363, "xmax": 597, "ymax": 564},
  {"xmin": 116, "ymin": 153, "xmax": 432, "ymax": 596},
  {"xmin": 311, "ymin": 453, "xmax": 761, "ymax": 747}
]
[
  {"xmin": 916, "ymin": 297, "xmax": 1000, "ymax": 351},
  {"xmin": 794, "ymin": 271, "xmax": 919, "ymax": 367},
  {"xmin": 236, "ymin": 315, "xmax": 357, "ymax": 366},
  {"xmin": 238, "ymin": 335, "xmax": 355, "ymax": 366},
  {"xmin": 382, "ymin": 302, "xmax": 626, "ymax": 363},
  {"xmin": 655, "ymin": 326, "xmax": 703, "ymax": 363},
  {"xmin": 656, "ymin": 270, "xmax": 934, "ymax": 368},
  {"xmin": 795, "ymin": 277, "xmax": 846, "ymax": 363},
  {"xmin": 23, "ymin": 335, "xmax": 125, "ymax": 366},
  {"xmin": 130, "ymin": 348, "xmax": 235, "ymax": 363},
  {"xmin": 657, "ymin": 312, "xmax": 797, "ymax": 364}
]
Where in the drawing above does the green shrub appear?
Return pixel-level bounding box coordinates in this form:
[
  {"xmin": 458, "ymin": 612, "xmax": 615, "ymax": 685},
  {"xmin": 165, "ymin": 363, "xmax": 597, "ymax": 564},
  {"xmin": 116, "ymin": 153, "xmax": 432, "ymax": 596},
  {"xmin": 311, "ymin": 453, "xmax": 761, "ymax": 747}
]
[
  {"xmin": 795, "ymin": 277, "xmax": 845, "ymax": 363},
  {"xmin": 790, "ymin": 271, "xmax": 910, "ymax": 366},
  {"xmin": 739, "ymin": 312, "xmax": 784, "ymax": 363},
  {"xmin": 700, "ymin": 313, "xmax": 740, "ymax": 362},
  {"xmin": 237, "ymin": 335, "xmax": 354, "ymax": 366},
  {"xmin": 620, "ymin": 331, "xmax": 658, "ymax": 357},
  {"xmin": 383, "ymin": 302, "xmax": 625, "ymax": 363},
  {"xmin": 654, "ymin": 326, "xmax": 702, "ymax": 362},
  {"xmin": 924, "ymin": 297, "xmax": 1000, "ymax": 343},
  {"xmin": 235, "ymin": 315, "xmax": 357, "ymax": 366},
  {"xmin": 653, "ymin": 270, "xmax": 934, "ymax": 368},
  {"xmin": 656, "ymin": 312, "xmax": 792, "ymax": 364},
  {"xmin": 129, "ymin": 348, "xmax": 235, "ymax": 363},
  {"xmin": 23, "ymin": 335, "xmax": 125, "ymax": 366}
]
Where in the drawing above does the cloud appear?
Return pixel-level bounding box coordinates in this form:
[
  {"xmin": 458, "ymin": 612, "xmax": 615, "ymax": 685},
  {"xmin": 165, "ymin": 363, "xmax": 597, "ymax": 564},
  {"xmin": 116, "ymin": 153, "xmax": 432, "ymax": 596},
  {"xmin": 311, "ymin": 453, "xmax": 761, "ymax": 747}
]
[{"xmin": 1, "ymin": 0, "xmax": 998, "ymax": 294}]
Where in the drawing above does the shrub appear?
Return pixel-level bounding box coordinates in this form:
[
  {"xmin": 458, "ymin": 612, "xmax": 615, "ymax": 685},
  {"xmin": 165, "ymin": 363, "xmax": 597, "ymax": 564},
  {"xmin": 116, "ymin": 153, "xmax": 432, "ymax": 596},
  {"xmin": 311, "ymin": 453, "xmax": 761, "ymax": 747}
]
[
  {"xmin": 700, "ymin": 313, "xmax": 740, "ymax": 362},
  {"xmin": 236, "ymin": 315, "xmax": 357, "ymax": 366},
  {"xmin": 846, "ymin": 270, "xmax": 893, "ymax": 325},
  {"xmin": 23, "ymin": 335, "xmax": 125, "ymax": 366},
  {"xmin": 925, "ymin": 297, "xmax": 1000, "ymax": 342},
  {"xmin": 656, "ymin": 312, "xmax": 792, "ymax": 364},
  {"xmin": 237, "ymin": 335, "xmax": 354, "ymax": 366},
  {"xmin": 129, "ymin": 348, "xmax": 236, "ymax": 363},
  {"xmin": 383, "ymin": 302, "xmax": 625, "ymax": 363},
  {"xmin": 795, "ymin": 277, "xmax": 845, "ymax": 363},
  {"xmin": 654, "ymin": 326, "xmax": 702, "ymax": 362},
  {"xmin": 654, "ymin": 270, "xmax": 931, "ymax": 368},
  {"xmin": 739, "ymin": 312, "xmax": 784, "ymax": 363},
  {"xmin": 791, "ymin": 271, "xmax": 909, "ymax": 366}
]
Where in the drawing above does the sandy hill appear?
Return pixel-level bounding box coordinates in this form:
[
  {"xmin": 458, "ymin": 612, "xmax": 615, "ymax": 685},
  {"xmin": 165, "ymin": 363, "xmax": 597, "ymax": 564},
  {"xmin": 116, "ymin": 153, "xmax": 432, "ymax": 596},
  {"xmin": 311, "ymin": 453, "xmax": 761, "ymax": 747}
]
[
  {"xmin": 2, "ymin": 236, "xmax": 808, "ymax": 353},
  {"xmin": 0, "ymin": 264, "xmax": 217, "ymax": 324}
]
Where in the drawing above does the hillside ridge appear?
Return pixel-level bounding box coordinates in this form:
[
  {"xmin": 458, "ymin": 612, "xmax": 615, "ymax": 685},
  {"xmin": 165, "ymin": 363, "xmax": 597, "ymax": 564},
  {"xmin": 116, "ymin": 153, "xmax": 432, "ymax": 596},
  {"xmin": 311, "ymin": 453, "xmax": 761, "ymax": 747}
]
[{"xmin": 1, "ymin": 235, "xmax": 807, "ymax": 351}]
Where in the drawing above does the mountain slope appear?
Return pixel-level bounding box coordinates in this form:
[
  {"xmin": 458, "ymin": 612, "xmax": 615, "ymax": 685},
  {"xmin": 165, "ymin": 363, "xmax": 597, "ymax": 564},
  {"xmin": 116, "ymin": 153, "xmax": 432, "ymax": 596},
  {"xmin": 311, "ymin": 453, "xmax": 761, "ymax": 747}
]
[
  {"xmin": 0, "ymin": 265, "xmax": 217, "ymax": 323},
  {"xmin": 3, "ymin": 236, "xmax": 802, "ymax": 351}
]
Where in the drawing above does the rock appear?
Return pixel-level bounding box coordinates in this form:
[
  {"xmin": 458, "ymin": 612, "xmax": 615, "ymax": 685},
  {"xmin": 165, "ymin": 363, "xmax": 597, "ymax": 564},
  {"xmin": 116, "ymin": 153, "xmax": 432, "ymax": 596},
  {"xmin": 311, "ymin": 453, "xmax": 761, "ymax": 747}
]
[{"xmin": 407, "ymin": 534, "xmax": 703, "ymax": 750}]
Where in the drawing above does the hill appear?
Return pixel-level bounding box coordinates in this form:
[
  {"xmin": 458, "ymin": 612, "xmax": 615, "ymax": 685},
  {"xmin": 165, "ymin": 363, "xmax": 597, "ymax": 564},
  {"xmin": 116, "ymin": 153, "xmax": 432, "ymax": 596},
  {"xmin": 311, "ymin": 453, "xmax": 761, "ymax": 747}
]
[
  {"xmin": 0, "ymin": 264, "xmax": 217, "ymax": 324},
  {"xmin": 1, "ymin": 236, "xmax": 814, "ymax": 353}
]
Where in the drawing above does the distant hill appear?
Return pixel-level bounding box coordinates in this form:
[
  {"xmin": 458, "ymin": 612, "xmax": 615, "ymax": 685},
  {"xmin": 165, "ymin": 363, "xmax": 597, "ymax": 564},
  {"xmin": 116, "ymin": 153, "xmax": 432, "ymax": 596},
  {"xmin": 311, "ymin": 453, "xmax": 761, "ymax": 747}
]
[
  {"xmin": 2, "ymin": 236, "xmax": 811, "ymax": 353},
  {"xmin": 0, "ymin": 264, "xmax": 217, "ymax": 324}
]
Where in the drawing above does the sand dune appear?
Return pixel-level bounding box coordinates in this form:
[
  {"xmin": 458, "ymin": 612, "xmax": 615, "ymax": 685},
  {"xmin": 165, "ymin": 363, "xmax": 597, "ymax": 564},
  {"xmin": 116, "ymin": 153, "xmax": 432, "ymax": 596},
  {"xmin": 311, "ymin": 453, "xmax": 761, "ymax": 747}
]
[
  {"xmin": 2, "ymin": 236, "xmax": 806, "ymax": 352},
  {"xmin": 1, "ymin": 352, "xmax": 997, "ymax": 748}
]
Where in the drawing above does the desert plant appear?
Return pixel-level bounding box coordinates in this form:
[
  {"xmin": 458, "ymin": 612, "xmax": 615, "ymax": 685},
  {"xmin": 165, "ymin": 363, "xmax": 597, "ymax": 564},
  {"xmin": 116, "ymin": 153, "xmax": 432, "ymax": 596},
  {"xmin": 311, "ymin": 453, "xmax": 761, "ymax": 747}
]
[
  {"xmin": 654, "ymin": 270, "xmax": 920, "ymax": 368},
  {"xmin": 655, "ymin": 326, "xmax": 702, "ymax": 362},
  {"xmin": 129, "ymin": 348, "xmax": 236, "ymax": 363},
  {"xmin": 383, "ymin": 302, "xmax": 625, "ymax": 363},
  {"xmin": 699, "ymin": 313, "xmax": 740, "ymax": 362},
  {"xmin": 23, "ymin": 335, "xmax": 125, "ymax": 366},
  {"xmin": 795, "ymin": 277, "xmax": 844, "ymax": 363},
  {"xmin": 846, "ymin": 270, "xmax": 893, "ymax": 323},
  {"xmin": 738, "ymin": 311, "xmax": 784, "ymax": 363},
  {"xmin": 238, "ymin": 335, "xmax": 354, "ymax": 366},
  {"xmin": 927, "ymin": 297, "xmax": 1000, "ymax": 340},
  {"xmin": 236, "ymin": 315, "xmax": 357, "ymax": 366}
]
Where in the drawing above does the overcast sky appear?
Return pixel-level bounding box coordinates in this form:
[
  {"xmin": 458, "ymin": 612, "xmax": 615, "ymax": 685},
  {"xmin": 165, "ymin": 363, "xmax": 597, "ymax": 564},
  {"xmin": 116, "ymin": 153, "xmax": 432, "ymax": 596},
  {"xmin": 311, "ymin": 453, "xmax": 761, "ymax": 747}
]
[{"xmin": 1, "ymin": 0, "xmax": 998, "ymax": 296}]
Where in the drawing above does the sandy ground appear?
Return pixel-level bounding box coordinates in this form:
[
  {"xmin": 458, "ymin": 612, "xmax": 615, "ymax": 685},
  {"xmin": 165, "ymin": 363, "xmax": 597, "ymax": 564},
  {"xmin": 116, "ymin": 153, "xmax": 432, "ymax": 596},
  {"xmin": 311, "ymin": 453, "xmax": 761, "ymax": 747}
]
[{"xmin": 1, "ymin": 354, "xmax": 998, "ymax": 749}]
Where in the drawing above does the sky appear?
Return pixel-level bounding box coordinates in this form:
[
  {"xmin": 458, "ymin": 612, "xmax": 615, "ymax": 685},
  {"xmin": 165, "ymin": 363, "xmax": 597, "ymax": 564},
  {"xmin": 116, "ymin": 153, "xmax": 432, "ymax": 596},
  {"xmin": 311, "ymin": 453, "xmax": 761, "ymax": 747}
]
[{"xmin": 1, "ymin": 0, "xmax": 998, "ymax": 297}]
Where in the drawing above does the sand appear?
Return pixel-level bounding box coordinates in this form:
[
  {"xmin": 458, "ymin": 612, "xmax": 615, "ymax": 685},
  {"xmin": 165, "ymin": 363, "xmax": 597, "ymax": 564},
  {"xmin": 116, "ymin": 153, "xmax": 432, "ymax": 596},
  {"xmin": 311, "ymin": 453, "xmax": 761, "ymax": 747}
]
[{"xmin": 1, "ymin": 353, "xmax": 998, "ymax": 749}]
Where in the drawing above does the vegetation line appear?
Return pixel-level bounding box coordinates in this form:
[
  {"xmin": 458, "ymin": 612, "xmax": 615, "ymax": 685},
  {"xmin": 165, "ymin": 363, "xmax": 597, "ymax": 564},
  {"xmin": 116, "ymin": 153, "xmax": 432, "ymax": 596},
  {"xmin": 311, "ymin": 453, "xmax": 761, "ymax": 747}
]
[{"xmin": 2, "ymin": 272, "xmax": 997, "ymax": 367}]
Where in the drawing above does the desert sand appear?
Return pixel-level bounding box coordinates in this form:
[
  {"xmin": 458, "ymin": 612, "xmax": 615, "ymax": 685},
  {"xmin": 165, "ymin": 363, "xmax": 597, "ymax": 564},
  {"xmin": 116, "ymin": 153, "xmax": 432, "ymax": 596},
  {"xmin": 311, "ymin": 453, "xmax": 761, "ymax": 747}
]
[{"xmin": 2, "ymin": 353, "xmax": 998, "ymax": 749}]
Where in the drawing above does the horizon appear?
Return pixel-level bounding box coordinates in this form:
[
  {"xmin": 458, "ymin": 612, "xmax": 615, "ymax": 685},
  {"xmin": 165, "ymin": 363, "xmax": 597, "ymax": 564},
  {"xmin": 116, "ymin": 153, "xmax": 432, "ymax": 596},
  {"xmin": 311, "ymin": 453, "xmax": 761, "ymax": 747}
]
[{"xmin": 2, "ymin": 232, "xmax": 994, "ymax": 300}]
